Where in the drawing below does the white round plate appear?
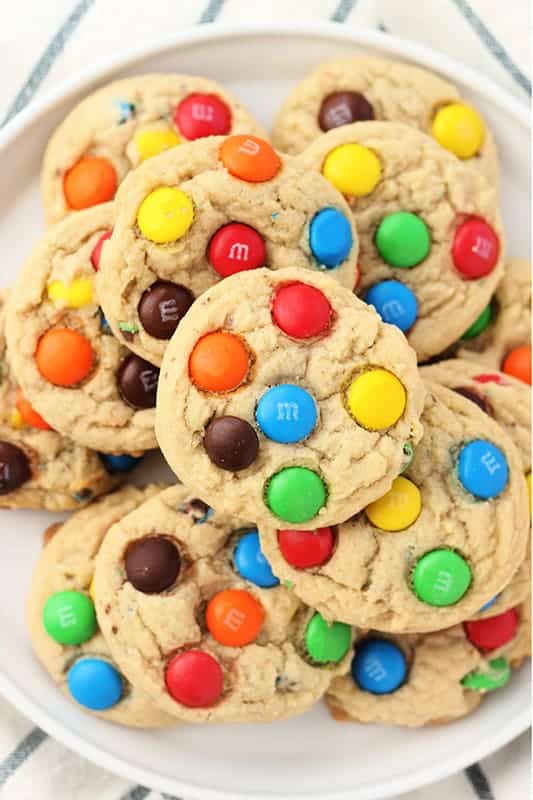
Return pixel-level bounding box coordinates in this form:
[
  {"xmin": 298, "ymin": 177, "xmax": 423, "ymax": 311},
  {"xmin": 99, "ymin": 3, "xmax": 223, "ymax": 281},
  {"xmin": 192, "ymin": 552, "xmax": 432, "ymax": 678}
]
[{"xmin": 0, "ymin": 22, "xmax": 530, "ymax": 800}]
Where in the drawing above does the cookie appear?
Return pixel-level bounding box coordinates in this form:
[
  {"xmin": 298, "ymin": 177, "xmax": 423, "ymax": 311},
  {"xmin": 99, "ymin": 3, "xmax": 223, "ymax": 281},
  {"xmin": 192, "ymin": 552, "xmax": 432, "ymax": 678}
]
[
  {"xmin": 156, "ymin": 267, "xmax": 425, "ymax": 530},
  {"xmin": 297, "ymin": 121, "xmax": 505, "ymax": 362},
  {"xmin": 27, "ymin": 485, "xmax": 175, "ymax": 726},
  {"xmin": 326, "ymin": 598, "xmax": 530, "ymax": 728},
  {"xmin": 96, "ymin": 135, "xmax": 359, "ymax": 367},
  {"xmin": 258, "ymin": 382, "xmax": 529, "ymax": 632},
  {"xmin": 272, "ymin": 56, "xmax": 499, "ymax": 183},
  {"xmin": 93, "ymin": 484, "xmax": 353, "ymax": 723},
  {"xmin": 6, "ymin": 204, "xmax": 159, "ymax": 454},
  {"xmin": 41, "ymin": 74, "xmax": 266, "ymax": 225},
  {"xmin": 0, "ymin": 291, "xmax": 115, "ymax": 509},
  {"xmin": 458, "ymin": 258, "xmax": 531, "ymax": 385}
]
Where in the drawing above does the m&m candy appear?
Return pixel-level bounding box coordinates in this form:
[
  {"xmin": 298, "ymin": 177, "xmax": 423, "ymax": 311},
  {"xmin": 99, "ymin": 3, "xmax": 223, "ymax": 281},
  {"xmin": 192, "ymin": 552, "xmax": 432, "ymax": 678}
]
[
  {"xmin": 219, "ymin": 135, "xmax": 281, "ymax": 182},
  {"xmin": 67, "ymin": 658, "xmax": 123, "ymax": 711},
  {"xmin": 305, "ymin": 612, "xmax": 351, "ymax": 663},
  {"xmin": 412, "ymin": 549, "xmax": 472, "ymax": 607},
  {"xmin": 432, "ymin": 103, "xmax": 485, "ymax": 159},
  {"xmin": 502, "ymin": 345, "xmax": 531, "ymax": 385},
  {"xmin": 464, "ymin": 608, "xmax": 519, "ymax": 651},
  {"xmin": 208, "ymin": 223, "xmax": 266, "ymax": 277},
  {"xmin": 457, "ymin": 440, "xmax": 509, "ymax": 500},
  {"xmin": 375, "ymin": 212, "xmax": 431, "ymax": 268},
  {"xmin": 36, "ymin": 328, "xmax": 94, "ymax": 387},
  {"xmin": 189, "ymin": 331, "xmax": 249, "ymax": 392},
  {"xmin": 256, "ymin": 384, "xmax": 318, "ymax": 443},
  {"xmin": 365, "ymin": 280, "xmax": 418, "ymax": 333},
  {"xmin": 165, "ymin": 650, "xmax": 224, "ymax": 707},
  {"xmin": 174, "ymin": 93, "xmax": 232, "ymax": 140},
  {"xmin": 322, "ymin": 143, "xmax": 381, "ymax": 196},
  {"xmin": 43, "ymin": 590, "xmax": 96, "ymax": 645},
  {"xmin": 351, "ymin": 639, "xmax": 407, "ymax": 694},
  {"xmin": 63, "ymin": 157, "xmax": 117, "ymax": 210},
  {"xmin": 278, "ymin": 527, "xmax": 335, "ymax": 569},
  {"xmin": 233, "ymin": 531, "xmax": 279, "ymax": 588},
  {"xmin": 309, "ymin": 208, "xmax": 353, "ymax": 268},
  {"xmin": 266, "ymin": 467, "xmax": 327, "ymax": 524},
  {"xmin": 271, "ymin": 282, "xmax": 332, "ymax": 340},
  {"xmin": 346, "ymin": 369, "xmax": 406, "ymax": 431},
  {"xmin": 206, "ymin": 589, "xmax": 264, "ymax": 647},
  {"xmin": 365, "ymin": 476, "xmax": 421, "ymax": 532}
]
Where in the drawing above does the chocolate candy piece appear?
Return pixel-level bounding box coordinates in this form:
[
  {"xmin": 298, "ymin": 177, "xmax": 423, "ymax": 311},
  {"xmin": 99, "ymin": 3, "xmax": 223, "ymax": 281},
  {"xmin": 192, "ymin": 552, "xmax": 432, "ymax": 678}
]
[
  {"xmin": 453, "ymin": 386, "xmax": 492, "ymax": 415},
  {"xmin": 318, "ymin": 91, "xmax": 374, "ymax": 131},
  {"xmin": 204, "ymin": 416, "xmax": 259, "ymax": 471},
  {"xmin": 117, "ymin": 354, "xmax": 159, "ymax": 409},
  {"xmin": 0, "ymin": 441, "xmax": 31, "ymax": 494},
  {"xmin": 137, "ymin": 281, "xmax": 194, "ymax": 340},
  {"xmin": 125, "ymin": 535, "xmax": 181, "ymax": 594}
]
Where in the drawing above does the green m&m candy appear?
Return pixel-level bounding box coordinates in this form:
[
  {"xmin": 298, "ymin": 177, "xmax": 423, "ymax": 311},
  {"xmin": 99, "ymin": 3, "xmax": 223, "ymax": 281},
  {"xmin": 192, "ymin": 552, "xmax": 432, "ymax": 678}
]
[
  {"xmin": 461, "ymin": 303, "xmax": 492, "ymax": 340},
  {"xmin": 412, "ymin": 549, "xmax": 472, "ymax": 607},
  {"xmin": 305, "ymin": 612, "xmax": 351, "ymax": 663},
  {"xmin": 43, "ymin": 590, "xmax": 97, "ymax": 645},
  {"xmin": 461, "ymin": 657, "xmax": 511, "ymax": 692},
  {"xmin": 375, "ymin": 211, "xmax": 431, "ymax": 268},
  {"xmin": 265, "ymin": 466, "xmax": 327, "ymax": 523}
]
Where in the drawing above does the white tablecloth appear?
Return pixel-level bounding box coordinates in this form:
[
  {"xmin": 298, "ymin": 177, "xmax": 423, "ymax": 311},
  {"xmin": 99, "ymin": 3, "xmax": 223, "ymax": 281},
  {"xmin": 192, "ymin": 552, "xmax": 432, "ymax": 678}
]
[{"xmin": 0, "ymin": 1, "xmax": 530, "ymax": 798}]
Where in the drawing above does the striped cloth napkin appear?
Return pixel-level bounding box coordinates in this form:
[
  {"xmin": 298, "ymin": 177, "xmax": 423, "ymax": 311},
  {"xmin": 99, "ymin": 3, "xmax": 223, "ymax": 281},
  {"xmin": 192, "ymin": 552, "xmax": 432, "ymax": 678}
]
[{"xmin": 0, "ymin": 1, "xmax": 530, "ymax": 799}]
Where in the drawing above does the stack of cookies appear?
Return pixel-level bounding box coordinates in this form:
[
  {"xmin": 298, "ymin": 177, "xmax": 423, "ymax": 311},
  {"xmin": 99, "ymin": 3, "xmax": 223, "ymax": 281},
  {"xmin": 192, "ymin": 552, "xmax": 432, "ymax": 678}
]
[{"xmin": 2, "ymin": 61, "xmax": 530, "ymax": 729}]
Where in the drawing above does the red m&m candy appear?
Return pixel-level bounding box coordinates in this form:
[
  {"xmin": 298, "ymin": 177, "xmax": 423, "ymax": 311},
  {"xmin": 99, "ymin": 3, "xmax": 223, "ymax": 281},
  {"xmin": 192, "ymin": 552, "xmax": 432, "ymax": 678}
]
[
  {"xmin": 474, "ymin": 373, "xmax": 506, "ymax": 385},
  {"xmin": 452, "ymin": 217, "xmax": 500, "ymax": 279},
  {"xmin": 165, "ymin": 650, "xmax": 223, "ymax": 707},
  {"xmin": 464, "ymin": 608, "xmax": 519, "ymax": 651},
  {"xmin": 173, "ymin": 93, "xmax": 231, "ymax": 140},
  {"xmin": 278, "ymin": 527, "xmax": 335, "ymax": 569},
  {"xmin": 272, "ymin": 282, "xmax": 333, "ymax": 339},
  {"xmin": 91, "ymin": 230, "xmax": 112, "ymax": 271},
  {"xmin": 208, "ymin": 223, "xmax": 266, "ymax": 277}
]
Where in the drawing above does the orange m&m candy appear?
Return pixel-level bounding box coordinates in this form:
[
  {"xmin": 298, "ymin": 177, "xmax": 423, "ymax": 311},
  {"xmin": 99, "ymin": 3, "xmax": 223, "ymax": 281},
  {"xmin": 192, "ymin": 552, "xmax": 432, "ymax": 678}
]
[
  {"xmin": 219, "ymin": 135, "xmax": 281, "ymax": 182},
  {"xmin": 16, "ymin": 388, "xmax": 51, "ymax": 430},
  {"xmin": 206, "ymin": 588, "xmax": 264, "ymax": 647},
  {"xmin": 63, "ymin": 156, "xmax": 117, "ymax": 210},
  {"xmin": 189, "ymin": 331, "xmax": 249, "ymax": 393},
  {"xmin": 36, "ymin": 328, "xmax": 94, "ymax": 387},
  {"xmin": 502, "ymin": 344, "xmax": 531, "ymax": 385}
]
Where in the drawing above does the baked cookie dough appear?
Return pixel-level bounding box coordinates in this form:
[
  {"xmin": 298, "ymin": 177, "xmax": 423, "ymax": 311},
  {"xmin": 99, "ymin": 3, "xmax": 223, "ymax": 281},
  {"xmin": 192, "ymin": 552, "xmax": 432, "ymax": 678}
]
[
  {"xmin": 97, "ymin": 134, "xmax": 359, "ymax": 366},
  {"xmin": 27, "ymin": 485, "xmax": 175, "ymax": 726},
  {"xmin": 273, "ymin": 56, "xmax": 499, "ymax": 183},
  {"xmin": 42, "ymin": 73, "xmax": 266, "ymax": 224},
  {"xmin": 6, "ymin": 204, "xmax": 159, "ymax": 454},
  {"xmin": 297, "ymin": 122, "xmax": 505, "ymax": 362},
  {"xmin": 258, "ymin": 382, "xmax": 529, "ymax": 632},
  {"xmin": 0, "ymin": 291, "xmax": 115, "ymax": 509},
  {"xmin": 156, "ymin": 267, "xmax": 425, "ymax": 530},
  {"xmin": 326, "ymin": 598, "xmax": 530, "ymax": 727},
  {"xmin": 93, "ymin": 485, "xmax": 353, "ymax": 723},
  {"xmin": 458, "ymin": 258, "xmax": 531, "ymax": 385}
]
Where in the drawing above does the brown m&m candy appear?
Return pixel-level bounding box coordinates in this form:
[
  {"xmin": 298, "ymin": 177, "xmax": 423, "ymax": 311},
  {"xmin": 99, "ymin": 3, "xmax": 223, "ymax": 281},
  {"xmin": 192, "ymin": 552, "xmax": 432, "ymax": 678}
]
[
  {"xmin": 137, "ymin": 281, "xmax": 194, "ymax": 340},
  {"xmin": 318, "ymin": 91, "xmax": 374, "ymax": 132},
  {"xmin": 117, "ymin": 354, "xmax": 159, "ymax": 409},
  {"xmin": 125, "ymin": 535, "xmax": 181, "ymax": 594},
  {"xmin": 204, "ymin": 416, "xmax": 259, "ymax": 471},
  {"xmin": 452, "ymin": 387, "xmax": 492, "ymax": 416},
  {"xmin": 0, "ymin": 441, "xmax": 31, "ymax": 493}
]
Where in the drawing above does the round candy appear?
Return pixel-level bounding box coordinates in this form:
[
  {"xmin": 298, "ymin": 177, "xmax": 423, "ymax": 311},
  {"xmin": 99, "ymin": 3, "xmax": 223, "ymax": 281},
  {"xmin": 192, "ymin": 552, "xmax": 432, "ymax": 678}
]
[
  {"xmin": 35, "ymin": 328, "xmax": 94, "ymax": 387},
  {"xmin": 304, "ymin": 612, "xmax": 351, "ymax": 664},
  {"xmin": 90, "ymin": 230, "xmax": 112, "ymax": 271},
  {"xmin": 308, "ymin": 208, "xmax": 353, "ymax": 268},
  {"xmin": 351, "ymin": 639, "xmax": 407, "ymax": 694},
  {"xmin": 173, "ymin": 93, "xmax": 232, "ymax": 140},
  {"xmin": 255, "ymin": 384, "xmax": 318, "ymax": 443},
  {"xmin": 125, "ymin": 535, "xmax": 181, "ymax": 594},
  {"xmin": 375, "ymin": 212, "xmax": 431, "ymax": 268},
  {"xmin": 67, "ymin": 658, "xmax": 123, "ymax": 711},
  {"xmin": 137, "ymin": 281, "xmax": 194, "ymax": 339},
  {"xmin": 16, "ymin": 388, "xmax": 51, "ymax": 430},
  {"xmin": 278, "ymin": 527, "xmax": 334, "ymax": 569},
  {"xmin": 203, "ymin": 416, "xmax": 259, "ymax": 471},
  {"xmin": 134, "ymin": 127, "xmax": 180, "ymax": 161},
  {"xmin": 452, "ymin": 218, "xmax": 500, "ymax": 279},
  {"xmin": 473, "ymin": 372, "xmax": 506, "ymax": 385},
  {"xmin": 322, "ymin": 143, "xmax": 381, "ymax": 196},
  {"xmin": 346, "ymin": 368, "xmax": 406, "ymax": 431},
  {"xmin": 365, "ymin": 280, "xmax": 418, "ymax": 332},
  {"xmin": 502, "ymin": 345, "xmax": 531, "ymax": 385},
  {"xmin": 207, "ymin": 222, "xmax": 266, "ymax": 277},
  {"xmin": 165, "ymin": 650, "xmax": 223, "ymax": 707},
  {"xmin": 432, "ymin": 103, "xmax": 485, "ymax": 159},
  {"xmin": 42, "ymin": 590, "xmax": 96, "ymax": 645},
  {"xmin": 271, "ymin": 282, "xmax": 332, "ymax": 340},
  {"xmin": 63, "ymin": 156, "xmax": 117, "ymax": 210},
  {"xmin": 464, "ymin": 608, "xmax": 518, "ymax": 652},
  {"xmin": 233, "ymin": 530, "xmax": 279, "ymax": 588},
  {"xmin": 47, "ymin": 277, "xmax": 94, "ymax": 309},
  {"xmin": 318, "ymin": 91, "xmax": 374, "ymax": 131},
  {"xmin": 206, "ymin": 588, "xmax": 264, "ymax": 647},
  {"xmin": 189, "ymin": 331, "xmax": 249, "ymax": 393},
  {"xmin": 0, "ymin": 441, "xmax": 31, "ymax": 494},
  {"xmin": 457, "ymin": 440, "xmax": 509, "ymax": 500},
  {"xmin": 461, "ymin": 303, "xmax": 492, "ymax": 339},
  {"xmin": 137, "ymin": 187, "xmax": 194, "ymax": 244},
  {"xmin": 219, "ymin": 135, "xmax": 281, "ymax": 183},
  {"xmin": 364, "ymin": 476, "xmax": 421, "ymax": 532},
  {"xmin": 479, "ymin": 594, "xmax": 499, "ymax": 613},
  {"xmin": 452, "ymin": 387, "xmax": 491, "ymax": 415},
  {"xmin": 100, "ymin": 453, "xmax": 144, "ymax": 473},
  {"xmin": 461, "ymin": 657, "xmax": 511, "ymax": 692},
  {"xmin": 117, "ymin": 354, "xmax": 159, "ymax": 409},
  {"xmin": 266, "ymin": 467, "xmax": 327, "ymax": 523},
  {"xmin": 412, "ymin": 549, "xmax": 472, "ymax": 606}
]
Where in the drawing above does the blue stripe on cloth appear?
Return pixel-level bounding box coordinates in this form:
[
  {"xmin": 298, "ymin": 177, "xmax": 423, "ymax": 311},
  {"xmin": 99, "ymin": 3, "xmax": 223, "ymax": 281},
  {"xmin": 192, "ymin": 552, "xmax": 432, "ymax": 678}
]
[
  {"xmin": 465, "ymin": 763, "xmax": 495, "ymax": 800},
  {"xmin": 1, "ymin": 0, "xmax": 95, "ymax": 127},
  {"xmin": 331, "ymin": 0, "xmax": 359, "ymax": 22},
  {"xmin": 451, "ymin": 0, "xmax": 531, "ymax": 95},
  {"xmin": 0, "ymin": 727, "xmax": 47, "ymax": 787},
  {"xmin": 198, "ymin": 0, "xmax": 227, "ymax": 24}
]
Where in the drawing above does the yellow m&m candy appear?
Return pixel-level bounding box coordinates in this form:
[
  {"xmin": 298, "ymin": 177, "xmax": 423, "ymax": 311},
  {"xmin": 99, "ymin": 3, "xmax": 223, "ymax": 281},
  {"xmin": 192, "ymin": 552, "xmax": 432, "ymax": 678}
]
[
  {"xmin": 47, "ymin": 277, "xmax": 93, "ymax": 308},
  {"xmin": 365, "ymin": 476, "xmax": 421, "ymax": 531},
  {"xmin": 346, "ymin": 368, "xmax": 406, "ymax": 430},
  {"xmin": 431, "ymin": 103, "xmax": 485, "ymax": 159},
  {"xmin": 137, "ymin": 187, "xmax": 194, "ymax": 244},
  {"xmin": 322, "ymin": 143, "xmax": 381, "ymax": 196},
  {"xmin": 89, "ymin": 577, "xmax": 95, "ymax": 601},
  {"xmin": 135, "ymin": 127, "xmax": 181, "ymax": 161}
]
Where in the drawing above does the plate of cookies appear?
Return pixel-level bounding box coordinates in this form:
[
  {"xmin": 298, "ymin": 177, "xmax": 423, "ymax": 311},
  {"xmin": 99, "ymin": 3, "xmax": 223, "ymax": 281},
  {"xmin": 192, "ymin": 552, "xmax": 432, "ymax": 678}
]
[{"xmin": 0, "ymin": 21, "xmax": 530, "ymax": 800}]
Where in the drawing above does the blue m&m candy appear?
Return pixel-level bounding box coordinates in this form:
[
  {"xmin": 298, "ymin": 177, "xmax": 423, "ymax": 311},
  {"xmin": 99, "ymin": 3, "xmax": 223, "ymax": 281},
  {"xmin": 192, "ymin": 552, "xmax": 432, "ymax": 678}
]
[
  {"xmin": 365, "ymin": 280, "xmax": 418, "ymax": 333},
  {"xmin": 309, "ymin": 208, "xmax": 353, "ymax": 268},
  {"xmin": 479, "ymin": 594, "xmax": 500, "ymax": 613},
  {"xmin": 67, "ymin": 658, "xmax": 123, "ymax": 710},
  {"xmin": 256, "ymin": 384, "xmax": 317, "ymax": 444},
  {"xmin": 458, "ymin": 440, "xmax": 509, "ymax": 499},
  {"xmin": 351, "ymin": 639, "xmax": 407, "ymax": 694},
  {"xmin": 100, "ymin": 453, "xmax": 144, "ymax": 473},
  {"xmin": 234, "ymin": 530, "xmax": 279, "ymax": 588}
]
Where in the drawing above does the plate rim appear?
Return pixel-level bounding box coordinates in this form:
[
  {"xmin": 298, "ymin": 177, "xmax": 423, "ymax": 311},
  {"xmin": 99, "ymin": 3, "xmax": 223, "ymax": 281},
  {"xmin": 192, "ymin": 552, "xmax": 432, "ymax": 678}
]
[{"xmin": 0, "ymin": 20, "xmax": 530, "ymax": 800}]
